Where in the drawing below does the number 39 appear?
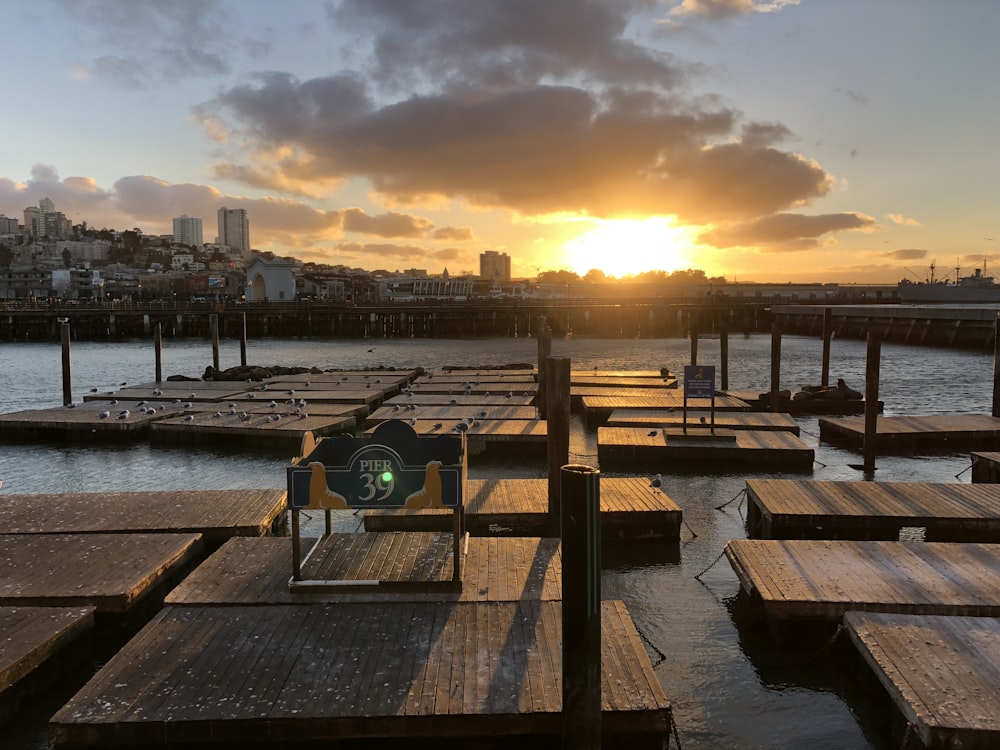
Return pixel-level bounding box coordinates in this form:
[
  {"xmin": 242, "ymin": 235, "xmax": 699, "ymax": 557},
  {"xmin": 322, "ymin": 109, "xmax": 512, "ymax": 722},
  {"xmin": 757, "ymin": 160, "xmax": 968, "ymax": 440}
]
[{"xmin": 359, "ymin": 471, "xmax": 394, "ymax": 501}]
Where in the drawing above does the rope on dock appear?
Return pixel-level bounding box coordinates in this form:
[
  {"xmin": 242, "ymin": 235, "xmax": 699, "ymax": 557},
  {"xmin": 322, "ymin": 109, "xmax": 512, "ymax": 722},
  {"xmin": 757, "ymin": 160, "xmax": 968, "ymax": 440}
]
[
  {"xmin": 682, "ymin": 517, "xmax": 699, "ymax": 539},
  {"xmin": 714, "ymin": 488, "xmax": 746, "ymax": 511}
]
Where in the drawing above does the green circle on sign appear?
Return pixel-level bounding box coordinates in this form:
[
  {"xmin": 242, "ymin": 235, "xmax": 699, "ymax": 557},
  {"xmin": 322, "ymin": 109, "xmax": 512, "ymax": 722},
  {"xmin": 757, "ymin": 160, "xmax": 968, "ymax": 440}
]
[{"xmin": 381, "ymin": 471, "xmax": 393, "ymax": 483}]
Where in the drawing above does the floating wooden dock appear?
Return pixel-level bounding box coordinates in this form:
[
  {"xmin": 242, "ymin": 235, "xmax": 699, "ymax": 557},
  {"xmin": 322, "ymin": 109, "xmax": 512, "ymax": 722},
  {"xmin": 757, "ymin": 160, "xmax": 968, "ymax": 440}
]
[
  {"xmin": 366, "ymin": 404, "xmax": 538, "ymax": 425},
  {"xmin": 972, "ymin": 451, "xmax": 1000, "ymax": 483},
  {"xmin": 50, "ymin": 600, "xmax": 673, "ymax": 748},
  {"xmin": 605, "ymin": 409, "xmax": 799, "ymax": 434},
  {"xmin": 0, "ymin": 533, "xmax": 202, "ymax": 635},
  {"xmin": 845, "ymin": 611, "xmax": 1000, "ymax": 750},
  {"xmin": 744, "ymin": 479, "xmax": 1000, "ymax": 541},
  {"xmin": 598, "ymin": 427, "xmax": 814, "ymax": 471},
  {"xmin": 166, "ymin": 535, "xmax": 563, "ymax": 606},
  {"xmin": 150, "ymin": 410, "xmax": 355, "ymax": 446},
  {"xmin": 0, "ymin": 489, "xmax": 286, "ymax": 549},
  {"xmin": 819, "ymin": 413, "xmax": 1000, "ymax": 453},
  {"xmin": 581, "ymin": 393, "xmax": 750, "ymax": 427},
  {"xmin": 0, "ymin": 606, "xmax": 95, "ymax": 722},
  {"xmin": 364, "ymin": 418, "xmax": 547, "ymax": 457},
  {"xmin": 725, "ymin": 539, "xmax": 1000, "ymax": 628},
  {"xmin": 383, "ymin": 393, "xmax": 536, "ymax": 407},
  {"xmin": 366, "ymin": 477, "xmax": 682, "ymax": 541},
  {"xmin": 721, "ymin": 390, "xmax": 874, "ymax": 415}
]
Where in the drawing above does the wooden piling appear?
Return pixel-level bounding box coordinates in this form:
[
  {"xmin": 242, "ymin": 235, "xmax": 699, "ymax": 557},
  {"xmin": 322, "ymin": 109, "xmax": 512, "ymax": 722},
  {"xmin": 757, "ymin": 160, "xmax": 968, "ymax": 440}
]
[
  {"xmin": 690, "ymin": 325, "xmax": 698, "ymax": 366},
  {"xmin": 560, "ymin": 464, "xmax": 601, "ymax": 750},
  {"xmin": 864, "ymin": 333, "xmax": 881, "ymax": 473},
  {"xmin": 154, "ymin": 322, "xmax": 163, "ymax": 383},
  {"xmin": 240, "ymin": 312, "xmax": 248, "ymax": 367},
  {"xmin": 822, "ymin": 307, "xmax": 833, "ymax": 387},
  {"xmin": 537, "ymin": 316, "xmax": 552, "ymax": 418},
  {"xmin": 720, "ymin": 326, "xmax": 729, "ymax": 391},
  {"xmin": 770, "ymin": 323, "xmax": 782, "ymax": 413},
  {"xmin": 210, "ymin": 313, "xmax": 220, "ymax": 372},
  {"xmin": 546, "ymin": 357, "xmax": 571, "ymax": 524},
  {"xmin": 60, "ymin": 322, "xmax": 72, "ymax": 406},
  {"xmin": 993, "ymin": 313, "xmax": 1000, "ymax": 418}
]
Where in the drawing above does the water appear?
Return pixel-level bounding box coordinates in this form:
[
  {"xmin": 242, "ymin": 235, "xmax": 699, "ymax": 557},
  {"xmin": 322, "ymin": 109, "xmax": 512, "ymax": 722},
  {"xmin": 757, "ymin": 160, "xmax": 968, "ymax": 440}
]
[{"xmin": 0, "ymin": 334, "xmax": 991, "ymax": 749}]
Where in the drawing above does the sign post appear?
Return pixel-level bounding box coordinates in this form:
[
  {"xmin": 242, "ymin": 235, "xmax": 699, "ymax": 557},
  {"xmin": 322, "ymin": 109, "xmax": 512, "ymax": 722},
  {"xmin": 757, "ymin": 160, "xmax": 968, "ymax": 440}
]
[{"xmin": 683, "ymin": 364, "xmax": 716, "ymax": 432}]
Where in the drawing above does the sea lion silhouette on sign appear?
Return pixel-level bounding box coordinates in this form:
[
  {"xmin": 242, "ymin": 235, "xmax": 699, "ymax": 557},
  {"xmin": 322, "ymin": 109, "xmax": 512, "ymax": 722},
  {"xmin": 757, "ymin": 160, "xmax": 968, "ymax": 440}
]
[
  {"xmin": 306, "ymin": 461, "xmax": 349, "ymax": 509},
  {"xmin": 404, "ymin": 460, "xmax": 445, "ymax": 509}
]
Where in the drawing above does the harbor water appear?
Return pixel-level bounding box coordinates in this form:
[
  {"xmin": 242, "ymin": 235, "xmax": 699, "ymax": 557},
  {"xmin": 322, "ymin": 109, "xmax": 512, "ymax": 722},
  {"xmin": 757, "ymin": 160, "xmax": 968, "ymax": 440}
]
[{"xmin": 0, "ymin": 334, "xmax": 991, "ymax": 749}]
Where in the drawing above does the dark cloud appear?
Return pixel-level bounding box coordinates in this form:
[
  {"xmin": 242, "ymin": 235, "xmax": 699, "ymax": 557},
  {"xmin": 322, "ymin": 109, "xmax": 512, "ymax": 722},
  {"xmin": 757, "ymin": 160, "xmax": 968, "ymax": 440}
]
[
  {"xmin": 55, "ymin": 0, "xmax": 262, "ymax": 87},
  {"xmin": 341, "ymin": 208, "xmax": 433, "ymax": 238},
  {"xmin": 883, "ymin": 248, "xmax": 927, "ymax": 261},
  {"xmin": 433, "ymin": 226, "xmax": 475, "ymax": 241},
  {"xmin": 700, "ymin": 212, "xmax": 875, "ymax": 251}
]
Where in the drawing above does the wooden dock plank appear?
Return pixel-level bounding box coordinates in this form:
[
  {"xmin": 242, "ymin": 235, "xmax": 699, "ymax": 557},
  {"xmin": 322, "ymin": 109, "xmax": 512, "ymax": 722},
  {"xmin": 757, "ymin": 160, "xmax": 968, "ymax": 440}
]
[
  {"xmin": 0, "ymin": 490, "xmax": 285, "ymax": 547},
  {"xmin": 0, "ymin": 606, "xmax": 94, "ymax": 698},
  {"xmin": 820, "ymin": 414, "xmax": 1000, "ymax": 453},
  {"xmin": 365, "ymin": 477, "xmax": 682, "ymax": 541},
  {"xmin": 845, "ymin": 612, "xmax": 1000, "ymax": 749},
  {"xmin": 972, "ymin": 451, "xmax": 1000, "ymax": 483},
  {"xmin": 745, "ymin": 479, "xmax": 1000, "ymax": 541},
  {"xmin": 726, "ymin": 539, "xmax": 1000, "ymax": 623},
  {"xmin": 166, "ymin": 535, "xmax": 563, "ymax": 605},
  {"xmin": 51, "ymin": 601, "xmax": 669, "ymax": 746},
  {"xmin": 366, "ymin": 404, "xmax": 538, "ymax": 424},
  {"xmin": 0, "ymin": 533, "xmax": 203, "ymax": 614},
  {"xmin": 606, "ymin": 409, "xmax": 799, "ymax": 434}
]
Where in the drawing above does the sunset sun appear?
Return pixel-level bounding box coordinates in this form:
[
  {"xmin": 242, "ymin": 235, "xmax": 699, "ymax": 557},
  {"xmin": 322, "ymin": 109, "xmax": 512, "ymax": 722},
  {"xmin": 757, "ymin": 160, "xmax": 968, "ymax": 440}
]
[{"xmin": 562, "ymin": 217, "xmax": 700, "ymax": 278}]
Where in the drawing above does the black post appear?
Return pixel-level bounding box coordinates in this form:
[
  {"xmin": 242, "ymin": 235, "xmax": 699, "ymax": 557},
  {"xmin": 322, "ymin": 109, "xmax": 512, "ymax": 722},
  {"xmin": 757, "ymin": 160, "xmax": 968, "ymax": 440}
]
[
  {"xmin": 560, "ymin": 464, "xmax": 601, "ymax": 750},
  {"xmin": 210, "ymin": 313, "xmax": 220, "ymax": 372},
  {"xmin": 154, "ymin": 322, "xmax": 163, "ymax": 383},
  {"xmin": 994, "ymin": 313, "xmax": 1000, "ymax": 418},
  {"xmin": 821, "ymin": 307, "xmax": 833, "ymax": 388},
  {"xmin": 60, "ymin": 322, "xmax": 72, "ymax": 406},
  {"xmin": 537, "ymin": 316, "xmax": 552, "ymax": 419},
  {"xmin": 720, "ymin": 325, "xmax": 729, "ymax": 391},
  {"xmin": 240, "ymin": 312, "xmax": 248, "ymax": 367},
  {"xmin": 690, "ymin": 324, "xmax": 698, "ymax": 366},
  {"xmin": 864, "ymin": 333, "xmax": 881, "ymax": 473},
  {"xmin": 770, "ymin": 323, "xmax": 782, "ymax": 413},
  {"xmin": 546, "ymin": 356, "xmax": 571, "ymax": 526}
]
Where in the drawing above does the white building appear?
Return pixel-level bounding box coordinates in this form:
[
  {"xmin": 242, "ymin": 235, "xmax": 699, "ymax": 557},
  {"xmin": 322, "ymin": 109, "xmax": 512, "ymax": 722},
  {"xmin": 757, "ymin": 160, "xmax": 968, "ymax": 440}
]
[
  {"xmin": 245, "ymin": 255, "xmax": 296, "ymax": 302},
  {"xmin": 171, "ymin": 253, "xmax": 195, "ymax": 271},
  {"xmin": 172, "ymin": 215, "xmax": 204, "ymax": 247},
  {"xmin": 217, "ymin": 206, "xmax": 250, "ymax": 254}
]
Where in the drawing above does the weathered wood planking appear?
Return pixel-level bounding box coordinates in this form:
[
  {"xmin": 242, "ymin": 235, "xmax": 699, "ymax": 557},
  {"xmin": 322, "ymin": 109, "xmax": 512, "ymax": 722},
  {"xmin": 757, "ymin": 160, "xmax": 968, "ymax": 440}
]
[
  {"xmin": 404, "ymin": 383, "xmax": 537, "ymax": 395},
  {"xmin": 166, "ymin": 536, "xmax": 563, "ymax": 605},
  {"xmin": 364, "ymin": 418, "xmax": 547, "ymax": 457},
  {"xmin": 725, "ymin": 539, "xmax": 1000, "ymax": 624},
  {"xmin": 598, "ymin": 427, "xmax": 814, "ymax": 470},
  {"xmin": 150, "ymin": 411, "xmax": 354, "ymax": 445},
  {"xmin": 820, "ymin": 413, "xmax": 1000, "ymax": 453},
  {"xmin": 745, "ymin": 479, "xmax": 1000, "ymax": 541},
  {"xmin": 581, "ymin": 392, "xmax": 750, "ymax": 427},
  {"xmin": 972, "ymin": 451, "xmax": 1000, "ymax": 483},
  {"xmin": 722, "ymin": 390, "xmax": 874, "ymax": 415},
  {"xmin": 0, "ymin": 490, "xmax": 285, "ymax": 548},
  {"xmin": 366, "ymin": 477, "xmax": 681, "ymax": 541},
  {"xmin": 0, "ymin": 533, "xmax": 203, "ymax": 613},
  {"xmin": 366, "ymin": 404, "xmax": 538, "ymax": 425},
  {"xmin": 606, "ymin": 409, "xmax": 800, "ymax": 434},
  {"xmin": 0, "ymin": 606, "xmax": 95, "ymax": 709},
  {"xmin": 845, "ymin": 612, "xmax": 1000, "ymax": 750},
  {"xmin": 229, "ymin": 388, "xmax": 387, "ymax": 407},
  {"xmin": 50, "ymin": 600, "xmax": 671, "ymax": 747},
  {"xmin": 0, "ymin": 401, "xmax": 182, "ymax": 441},
  {"xmin": 383, "ymin": 393, "xmax": 536, "ymax": 407},
  {"xmin": 571, "ymin": 375, "xmax": 677, "ymax": 389}
]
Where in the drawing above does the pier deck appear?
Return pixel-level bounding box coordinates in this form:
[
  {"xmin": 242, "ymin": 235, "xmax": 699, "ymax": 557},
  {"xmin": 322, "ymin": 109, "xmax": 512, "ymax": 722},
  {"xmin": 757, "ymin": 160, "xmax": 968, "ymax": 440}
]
[
  {"xmin": 581, "ymin": 393, "xmax": 750, "ymax": 427},
  {"xmin": 744, "ymin": 479, "xmax": 1000, "ymax": 541},
  {"xmin": 819, "ymin": 413, "xmax": 1000, "ymax": 453},
  {"xmin": 845, "ymin": 612, "xmax": 1000, "ymax": 750},
  {"xmin": 725, "ymin": 539, "xmax": 1000, "ymax": 627},
  {"xmin": 366, "ymin": 404, "xmax": 538, "ymax": 425},
  {"xmin": 0, "ymin": 489, "xmax": 286, "ymax": 549},
  {"xmin": 605, "ymin": 409, "xmax": 799, "ymax": 434},
  {"xmin": 365, "ymin": 477, "xmax": 682, "ymax": 541},
  {"xmin": 598, "ymin": 426, "xmax": 814, "ymax": 470},
  {"xmin": 49, "ymin": 600, "xmax": 672, "ymax": 748},
  {"xmin": 722, "ymin": 390, "xmax": 873, "ymax": 415},
  {"xmin": 166, "ymin": 535, "xmax": 562, "ymax": 605},
  {"xmin": 364, "ymin": 418, "xmax": 547, "ymax": 457}
]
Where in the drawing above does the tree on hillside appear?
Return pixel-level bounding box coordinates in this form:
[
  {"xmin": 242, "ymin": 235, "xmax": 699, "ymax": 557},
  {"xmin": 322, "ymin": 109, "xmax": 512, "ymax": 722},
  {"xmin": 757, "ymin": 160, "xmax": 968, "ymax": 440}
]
[{"xmin": 537, "ymin": 269, "xmax": 580, "ymax": 285}]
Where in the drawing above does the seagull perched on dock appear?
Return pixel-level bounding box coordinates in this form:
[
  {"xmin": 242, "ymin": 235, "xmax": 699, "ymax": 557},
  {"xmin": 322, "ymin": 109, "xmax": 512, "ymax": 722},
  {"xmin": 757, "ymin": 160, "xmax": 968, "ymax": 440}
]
[
  {"xmin": 431, "ymin": 422, "xmax": 442, "ymax": 431},
  {"xmin": 649, "ymin": 474, "xmax": 663, "ymax": 496},
  {"xmin": 117, "ymin": 410, "xmax": 130, "ymax": 420},
  {"xmin": 453, "ymin": 418, "xmax": 471, "ymax": 432},
  {"xmin": 153, "ymin": 388, "xmax": 162, "ymax": 396},
  {"xmin": 97, "ymin": 411, "xmax": 110, "ymax": 419},
  {"xmin": 183, "ymin": 414, "xmax": 195, "ymax": 422}
]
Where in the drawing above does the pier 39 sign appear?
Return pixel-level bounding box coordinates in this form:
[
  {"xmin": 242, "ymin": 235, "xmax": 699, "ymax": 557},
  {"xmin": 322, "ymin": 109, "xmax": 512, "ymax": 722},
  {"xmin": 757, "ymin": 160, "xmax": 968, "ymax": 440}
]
[{"xmin": 287, "ymin": 420, "xmax": 465, "ymax": 510}]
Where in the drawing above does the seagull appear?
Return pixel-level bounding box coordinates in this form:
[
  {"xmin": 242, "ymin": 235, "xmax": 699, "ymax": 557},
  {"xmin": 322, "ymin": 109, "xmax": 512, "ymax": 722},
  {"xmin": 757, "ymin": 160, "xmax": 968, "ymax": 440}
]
[
  {"xmin": 213, "ymin": 411, "xmax": 223, "ymax": 418},
  {"xmin": 648, "ymin": 430, "xmax": 658, "ymax": 436},
  {"xmin": 137, "ymin": 400, "xmax": 148, "ymax": 407},
  {"xmin": 183, "ymin": 414, "xmax": 195, "ymax": 422},
  {"xmin": 182, "ymin": 402, "xmax": 193, "ymax": 409},
  {"xmin": 287, "ymin": 389, "xmax": 295, "ymax": 395},
  {"xmin": 298, "ymin": 412, "xmax": 308, "ymax": 420},
  {"xmin": 240, "ymin": 412, "xmax": 252, "ymax": 422},
  {"xmin": 247, "ymin": 393, "xmax": 256, "ymax": 399},
  {"xmin": 392, "ymin": 404, "xmax": 401, "ymax": 411},
  {"xmin": 117, "ymin": 410, "xmax": 130, "ymax": 420},
  {"xmin": 110, "ymin": 399, "xmax": 118, "ymax": 405},
  {"xmin": 409, "ymin": 417, "xmax": 417, "ymax": 425},
  {"xmin": 153, "ymin": 388, "xmax": 162, "ymax": 396},
  {"xmin": 367, "ymin": 347, "xmax": 375, "ymax": 353},
  {"xmin": 188, "ymin": 393, "xmax": 196, "ymax": 399},
  {"xmin": 478, "ymin": 410, "xmax": 488, "ymax": 418},
  {"xmin": 97, "ymin": 411, "xmax": 110, "ymax": 419},
  {"xmin": 649, "ymin": 474, "xmax": 663, "ymax": 496},
  {"xmin": 449, "ymin": 398, "xmax": 458, "ymax": 404},
  {"xmin": 67, "ymin": 402, "xmax": 77, "ymax": 408},
  {"xmin": 89, "ymin": 387, "xmax": 98, "ymax": 393},
  {"xmin": 268, "ymin": 400, "xmax": 278, "ymax": 408},
  {"xmin": 430, "ymin": 422, "xmax": 442, "ymax": 431},
  {"xmin": 506, "ymin": 391, "xmax": 513, "ymax": 398},
  {"xmin": 454, "ymin": 419, "xmax": 471, "ymax": 432}
]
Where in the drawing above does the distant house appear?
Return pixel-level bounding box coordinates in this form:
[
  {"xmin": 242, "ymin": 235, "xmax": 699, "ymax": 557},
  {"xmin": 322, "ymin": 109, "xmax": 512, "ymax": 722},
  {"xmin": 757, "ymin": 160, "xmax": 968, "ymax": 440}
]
[{"xmin": 245, "ymin": 255, "xmax": 296, "ymax": 302}]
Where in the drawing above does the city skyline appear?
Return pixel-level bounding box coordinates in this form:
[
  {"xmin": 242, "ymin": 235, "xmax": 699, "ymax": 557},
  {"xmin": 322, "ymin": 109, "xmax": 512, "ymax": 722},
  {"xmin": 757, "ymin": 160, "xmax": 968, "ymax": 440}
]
[{"xmin": 1, "ymin": 1, "xmax": 998, "ymax": 284}]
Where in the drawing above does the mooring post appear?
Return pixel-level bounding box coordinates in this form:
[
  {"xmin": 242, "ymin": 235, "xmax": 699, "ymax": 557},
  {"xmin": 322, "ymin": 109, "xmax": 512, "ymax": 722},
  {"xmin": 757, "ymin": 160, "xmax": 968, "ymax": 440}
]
[
  {"xmin": 770, "ymin": 323, "xmax": 782, "ymax": 412},
  {"xmin": 690, "ymin": 323, "xmax": 698, "ymax": 366},
  {"xmin": 240, "ymin": 312, "xmax": 248, "ymax": 367},
  {"xmin": 993, "ymin": 313, "xmax": 1000, "ymax": 418},
  {"xmin": 863, "ymin": 332, "xmax": 881, "ymax": 473},
  {"xmin": 537, "ymin": 316, "xmax": 552, "ymax": 419},
  {"xmin": 720, "ymin": 325, "xmax": 729, "ymax": 391},
  {"xmin": 60, "ymin": 321, "xmax": 72, "ymax": 406},
  {"xmin": 821, "ymin": 307, "xmax": 833, "ymax": 387},
  {"xmin": 546, "ymin": 356, "xmax": 571, "ymax": 527},
  {"xmin": 154, "ymin": 322, "xmax": 163, "ymax": 383},
  {"xmin": 560, "ymin": 463, "xmax": 601, "ymax": 750},
  {"xmin": 210, "ymin": 313, "xmax": 220, "ymax": 372}
]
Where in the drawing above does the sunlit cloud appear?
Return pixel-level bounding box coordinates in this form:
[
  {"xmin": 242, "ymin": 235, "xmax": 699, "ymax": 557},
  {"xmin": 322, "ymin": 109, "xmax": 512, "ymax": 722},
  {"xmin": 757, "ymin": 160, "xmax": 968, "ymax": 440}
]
[
  {"xmin": 886, "ymin": 213, "xmax": 921, "ymax": 227},
  {"xmin": 883, "ymin": 248, "xmax": 927, "ymax": 260}
]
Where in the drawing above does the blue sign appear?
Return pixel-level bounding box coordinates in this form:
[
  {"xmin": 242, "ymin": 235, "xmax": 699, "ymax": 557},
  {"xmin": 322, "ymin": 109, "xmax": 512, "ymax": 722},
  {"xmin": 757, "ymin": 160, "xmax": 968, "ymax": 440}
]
[{"xmin": 684, "ymin": 365, "xmax": 716, "ymax": 399}]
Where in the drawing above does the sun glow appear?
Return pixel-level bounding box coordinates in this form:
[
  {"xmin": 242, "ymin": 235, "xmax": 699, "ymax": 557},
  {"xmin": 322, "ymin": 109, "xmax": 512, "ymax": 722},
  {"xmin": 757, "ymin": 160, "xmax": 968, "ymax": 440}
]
[{"xmin": 562, "ymin": 217, "xmax": 700, "ymax": 278}]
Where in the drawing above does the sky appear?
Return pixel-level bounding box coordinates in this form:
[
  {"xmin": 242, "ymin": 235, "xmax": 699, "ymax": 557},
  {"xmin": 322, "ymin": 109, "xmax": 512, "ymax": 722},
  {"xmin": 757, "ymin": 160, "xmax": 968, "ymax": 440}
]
[{"xmin": 1, "ymin": 1, "xmax": 997, "ymax": 284}]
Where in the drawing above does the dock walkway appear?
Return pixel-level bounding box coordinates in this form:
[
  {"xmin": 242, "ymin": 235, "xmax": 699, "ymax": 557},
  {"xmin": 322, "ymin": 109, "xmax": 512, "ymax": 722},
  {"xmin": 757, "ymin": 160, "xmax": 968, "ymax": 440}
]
[
  {"xmin": 819, "ymin": 413, "xmax": 1000, "ymax": 453},
  {"xmin": 744, "ymin": 479, "xmax": 1000, "ymax": 541}
]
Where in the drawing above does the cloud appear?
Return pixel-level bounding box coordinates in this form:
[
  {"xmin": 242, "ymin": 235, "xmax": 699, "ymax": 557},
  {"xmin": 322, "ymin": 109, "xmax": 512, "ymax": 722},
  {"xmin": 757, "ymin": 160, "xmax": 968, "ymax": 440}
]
[
  {"xmin": 330, "ymin": 241, "xmax": 471, "ymax": 269},
  {"xmin": 666, "ymin": 0, "xmax": 800, "ymax": 20},
  {"xmin": 341, "ymin": 208, "xmax": 433, "ymax": 238},
  {"xmin": 883, "ymin": 248, "xmax": 927, "ymax": 261},
  {"xmin": 700, "ymin": 211, "xmax": 876, "ymax": 251},
  {"xmin": 55, "ymin": 0, "xmax": 265, "ymax": 88},
  {"xmin": 433, "ymin": 226, "xmax": 475, "ymax": 241},
  {"xmin": 886, "ymin": 213, "xmax": 921, "ymax": 227}
]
